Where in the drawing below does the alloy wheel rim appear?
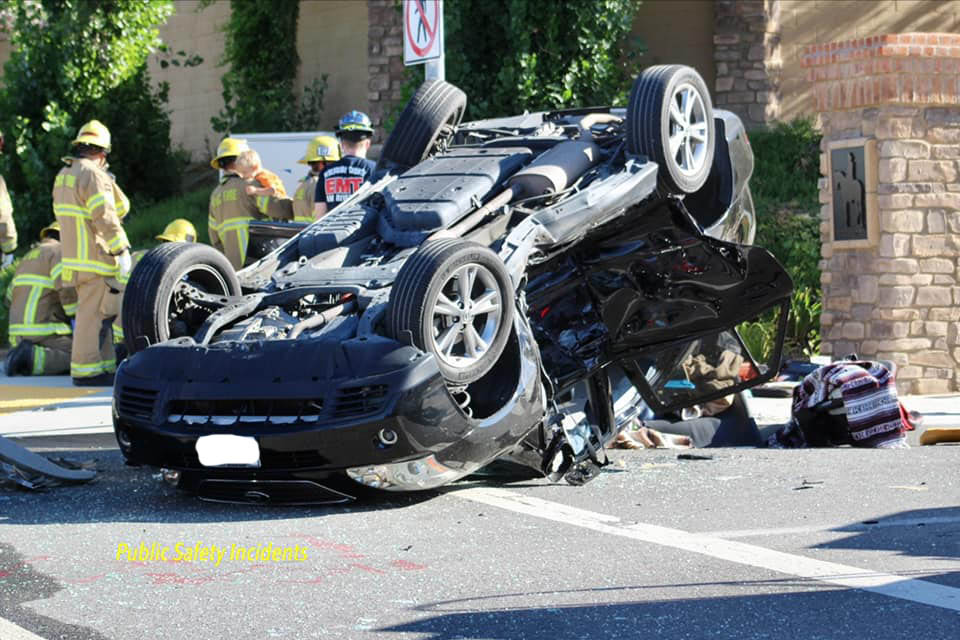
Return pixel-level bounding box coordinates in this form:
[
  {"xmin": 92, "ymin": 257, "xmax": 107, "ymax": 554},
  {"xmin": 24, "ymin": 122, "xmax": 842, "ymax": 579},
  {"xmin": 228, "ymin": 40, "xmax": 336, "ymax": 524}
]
[
  {"xmin": 667, "ymin": 82, "xmax": 709, "ymax": 177},
  {"xmin": 165, "ymin": 264, "xmax": 231, "ymax": 338},
  {"xmin": 429, "ymin": 263, "xmax": 502, "ymax": 369}
]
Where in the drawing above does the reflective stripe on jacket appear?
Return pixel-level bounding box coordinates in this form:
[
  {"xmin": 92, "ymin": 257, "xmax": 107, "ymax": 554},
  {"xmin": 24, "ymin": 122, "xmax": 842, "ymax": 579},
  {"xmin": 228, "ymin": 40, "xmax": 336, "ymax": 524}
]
[
  {"xmin": 6, "ymin": 239, "xmax": 76, "ymax": 340},
  {"xmin": 52, "ymin": 158, "xmax": 130, "ymax": 280},
  {"xmin": 208, "ymin": 173, "xmax": 293, "ymax": 270},
  {"xmin": 0, "ymin": 175, "xmax": 17, "ymax": 254},
  {"xmin": 293, "ymin": 173, "xmax": 319, "ymax": 222}
]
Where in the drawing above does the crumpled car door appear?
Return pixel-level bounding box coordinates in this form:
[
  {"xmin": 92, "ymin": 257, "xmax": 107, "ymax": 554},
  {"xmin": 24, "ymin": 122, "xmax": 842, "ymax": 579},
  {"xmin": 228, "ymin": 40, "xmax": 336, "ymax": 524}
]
[{"xmin": 526, "ymin": 198, "xmax": 792, "ymax": 410}]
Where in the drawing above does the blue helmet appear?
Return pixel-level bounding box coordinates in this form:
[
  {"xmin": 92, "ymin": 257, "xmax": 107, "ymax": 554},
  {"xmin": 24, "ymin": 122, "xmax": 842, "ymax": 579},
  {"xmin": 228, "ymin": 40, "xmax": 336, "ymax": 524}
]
[{"xmin": 336, "ymin": 110, "xmax": 374, "ymax": 135}]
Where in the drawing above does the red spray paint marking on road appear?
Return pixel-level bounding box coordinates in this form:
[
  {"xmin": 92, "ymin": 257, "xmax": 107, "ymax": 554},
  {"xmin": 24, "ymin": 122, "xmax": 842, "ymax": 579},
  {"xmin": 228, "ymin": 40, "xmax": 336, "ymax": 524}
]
[
  {"xmin": 63, "ymin": 574, "xmax": 105, "ymax": 585},
  {"xmin": 290, "ymin": 534, "xmax": 365, "ymax": 559},
  {"xmin": 145, "ymin": 572, "xmax": 215, "ymax": 586}
]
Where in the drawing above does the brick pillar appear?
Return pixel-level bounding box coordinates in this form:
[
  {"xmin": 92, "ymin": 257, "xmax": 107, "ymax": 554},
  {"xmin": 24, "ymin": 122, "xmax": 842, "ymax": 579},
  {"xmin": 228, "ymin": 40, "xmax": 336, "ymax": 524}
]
[
  {"xmin": 713, "ymin": 0, "xmax": 781, "ymax": 129},
  {"xmin": 367, "ymin": 0, "xmax": 407, "ymax": 144},
  {"xmin": 804, "ymin": 33, "xmax": 960, "ymax": 395}
]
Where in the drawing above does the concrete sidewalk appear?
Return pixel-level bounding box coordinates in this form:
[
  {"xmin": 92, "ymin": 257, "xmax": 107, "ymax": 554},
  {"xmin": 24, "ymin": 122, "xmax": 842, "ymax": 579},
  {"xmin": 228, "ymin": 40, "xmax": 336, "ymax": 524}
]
[{"xmin": 0, "ymin": 373, "xmax": 112, "ymax": 438}]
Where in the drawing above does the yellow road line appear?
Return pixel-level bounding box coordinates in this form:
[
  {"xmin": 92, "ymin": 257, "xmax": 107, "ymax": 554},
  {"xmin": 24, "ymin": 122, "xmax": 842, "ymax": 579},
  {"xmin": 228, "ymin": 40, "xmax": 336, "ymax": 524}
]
[{"xmin": 0, "ymin": 385, "xmax": 102, "ymax": 415}]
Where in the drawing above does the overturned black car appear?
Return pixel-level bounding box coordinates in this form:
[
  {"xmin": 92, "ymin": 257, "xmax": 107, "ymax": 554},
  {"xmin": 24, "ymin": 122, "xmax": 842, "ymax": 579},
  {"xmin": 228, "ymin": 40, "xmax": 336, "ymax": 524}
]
[{"xmin": 113, "ymin": 66, "xmax": 792, "ymax": 503}]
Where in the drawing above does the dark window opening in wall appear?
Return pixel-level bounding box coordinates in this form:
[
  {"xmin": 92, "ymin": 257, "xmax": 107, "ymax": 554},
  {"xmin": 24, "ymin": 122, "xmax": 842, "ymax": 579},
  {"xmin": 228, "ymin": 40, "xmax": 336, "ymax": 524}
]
[{"xmin": 831, "ymin": 146, "xmax": 867, "ymax": 242}]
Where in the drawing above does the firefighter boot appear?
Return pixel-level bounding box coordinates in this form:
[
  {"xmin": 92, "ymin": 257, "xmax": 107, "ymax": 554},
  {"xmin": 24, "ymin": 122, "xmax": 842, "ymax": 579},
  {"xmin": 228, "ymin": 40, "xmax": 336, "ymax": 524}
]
[
  {"xmin": 4, "ymin": 340, "xmax": 35, "ymax": 376},
  {"xmin": 73, "ymin": 371, "xmax": 114, "ymax": 387}
]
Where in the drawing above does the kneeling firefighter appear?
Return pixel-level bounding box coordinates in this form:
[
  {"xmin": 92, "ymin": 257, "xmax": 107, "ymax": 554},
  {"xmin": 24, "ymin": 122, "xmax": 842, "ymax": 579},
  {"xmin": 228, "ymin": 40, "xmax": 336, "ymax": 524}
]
[{"xmin": 4, "ymin": 222, "xmax": 77, "ymax": 376}]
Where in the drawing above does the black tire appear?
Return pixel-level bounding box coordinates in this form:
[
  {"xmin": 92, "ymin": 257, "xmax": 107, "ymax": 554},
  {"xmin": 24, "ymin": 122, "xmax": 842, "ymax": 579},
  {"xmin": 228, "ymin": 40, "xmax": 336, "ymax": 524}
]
[
  {"xmin": 387, "ymin": 239, "xmax": 514, "ymax": 385},
  {"xmin": 380, "ymin": 79, "xmax": 467, "ymax": 170},
  {"xmin": 122, "ymin": 243, "xmax": 240, "ymax": 355},
  {"xmin": 626, "ymin": 65, "xmax": 716, "ymax": 194}
]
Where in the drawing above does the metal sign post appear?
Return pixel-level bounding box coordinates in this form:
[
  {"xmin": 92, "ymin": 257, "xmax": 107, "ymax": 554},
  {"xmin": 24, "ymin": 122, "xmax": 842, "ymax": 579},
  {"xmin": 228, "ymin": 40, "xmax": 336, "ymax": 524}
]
[{"xmin": 403, "ymin": 0, "xmax": 444, "ymax": 81}]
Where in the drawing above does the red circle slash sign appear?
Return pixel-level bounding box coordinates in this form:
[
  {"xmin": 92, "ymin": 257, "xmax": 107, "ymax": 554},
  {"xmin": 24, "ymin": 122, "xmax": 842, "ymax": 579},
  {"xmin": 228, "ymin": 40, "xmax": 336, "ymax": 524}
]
[{"xmin": 405, "ymin": 0, "xmax": 439, "ymax": 58}]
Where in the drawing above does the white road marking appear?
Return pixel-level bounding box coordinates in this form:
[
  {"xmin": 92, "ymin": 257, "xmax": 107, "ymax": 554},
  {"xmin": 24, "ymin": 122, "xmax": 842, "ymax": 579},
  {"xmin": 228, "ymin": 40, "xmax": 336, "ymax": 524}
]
[
  {"xmin": 0, "ymin": 617, "xmax": 48, "ymax": 640},
  {"xmin": 706, "ymin": 515, "xmax": 960, "ymax": 539},
  {"xmin": 454, "ymin": 487, "xmax": 960, "ymax": 612}
]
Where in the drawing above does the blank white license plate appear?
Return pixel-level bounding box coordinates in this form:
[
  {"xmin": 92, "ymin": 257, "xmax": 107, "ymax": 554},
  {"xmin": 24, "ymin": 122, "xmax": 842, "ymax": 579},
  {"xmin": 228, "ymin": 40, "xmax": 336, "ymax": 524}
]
[{"xmin": 195, "ymin": 435, "xmax": 261, "ymax": 467}]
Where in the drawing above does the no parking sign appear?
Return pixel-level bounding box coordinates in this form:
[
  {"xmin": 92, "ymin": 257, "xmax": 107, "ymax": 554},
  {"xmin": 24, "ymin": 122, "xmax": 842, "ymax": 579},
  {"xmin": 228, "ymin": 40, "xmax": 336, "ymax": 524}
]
[{"xmin": 403, "ymin": 0, "xmax": 444, "ymax": 78}]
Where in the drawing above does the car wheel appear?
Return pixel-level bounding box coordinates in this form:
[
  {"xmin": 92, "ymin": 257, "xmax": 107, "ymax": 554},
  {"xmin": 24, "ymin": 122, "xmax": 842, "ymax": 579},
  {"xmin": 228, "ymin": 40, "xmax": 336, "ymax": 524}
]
[
  {"xmin": 380, "ymin": 79, "xmax": 467, "ymax": 171},
  {"xmin": 387, "ymin": 239, "xmax": 514, "ymax": 385},
  {"xmin": 122, "ymin": 243, "xmax": 241, "ymax": 355},
  {"xmin": 626, "ymin": 65, "xmax": 716, "ymax": 194}
]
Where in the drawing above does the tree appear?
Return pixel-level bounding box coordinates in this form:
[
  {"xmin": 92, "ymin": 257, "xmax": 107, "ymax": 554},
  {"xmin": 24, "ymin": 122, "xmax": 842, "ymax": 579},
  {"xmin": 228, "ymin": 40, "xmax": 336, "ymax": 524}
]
[
  {"xmin": 445, "ymin": 0, "xmax": 643, "ymax": 120},
  {"xmin": 0, "ymin": 0, "xmax": 176, "ymax": 243},
  {"xmin": 210, "ymin": 0, "xmax": 327, "ymax": 135}
]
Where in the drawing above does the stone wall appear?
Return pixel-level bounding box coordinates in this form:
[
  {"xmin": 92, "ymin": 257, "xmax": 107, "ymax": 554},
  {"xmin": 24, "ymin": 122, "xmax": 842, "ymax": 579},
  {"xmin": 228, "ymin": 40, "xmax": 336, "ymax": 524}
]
[
  {"xmin": 805, "ymin": 33, "xmax": 960, "ymax": 394},
  {"xmin": 713, "ymin": 0, "xmax": 782, "ymax": 128},
  {"xmin": 367, "ymin": 0, "xmax": 408, "ymax": 144}
]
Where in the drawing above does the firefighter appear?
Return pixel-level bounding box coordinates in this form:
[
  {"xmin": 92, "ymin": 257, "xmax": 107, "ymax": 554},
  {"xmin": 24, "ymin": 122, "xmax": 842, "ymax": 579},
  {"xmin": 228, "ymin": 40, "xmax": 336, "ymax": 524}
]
[
  {"xmin": 0, "ymin": 130, "xmax": 17, "ymax": 267},
  {"xmin": 293, "ymin": 135, "xmax": 340, "ymax": 222},
  {"xmin": 53, "ymin": 119, "xmax": 131, "ymax": 386},
  {"xmin": 4, "ymin": 222, "xmax": 77, "ymax": 376},
  {"xmin": 313, "ymin": 111, "xmax": 377, "ymax": 219},
  {"xmin": 208, "ymin": 137, "xmax": 294, "ymax": 270},
  {"xmin": 112, "ymin": 218, "xmax": 197, "ymax": 358}
]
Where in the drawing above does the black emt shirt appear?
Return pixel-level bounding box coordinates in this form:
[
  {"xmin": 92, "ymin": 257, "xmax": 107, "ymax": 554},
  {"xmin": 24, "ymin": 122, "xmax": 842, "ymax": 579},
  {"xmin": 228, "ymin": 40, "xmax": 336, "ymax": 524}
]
[{"xmin": 315, "ymin": 155, "xmax": 377, "ymax": 208}]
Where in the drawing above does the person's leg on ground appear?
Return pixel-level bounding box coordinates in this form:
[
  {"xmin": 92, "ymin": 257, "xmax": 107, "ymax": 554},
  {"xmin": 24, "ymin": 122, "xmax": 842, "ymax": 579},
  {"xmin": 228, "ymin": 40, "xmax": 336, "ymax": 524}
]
[{"xmin": 32, "ymin": 335, "xmax": 72, "ymax": 375}]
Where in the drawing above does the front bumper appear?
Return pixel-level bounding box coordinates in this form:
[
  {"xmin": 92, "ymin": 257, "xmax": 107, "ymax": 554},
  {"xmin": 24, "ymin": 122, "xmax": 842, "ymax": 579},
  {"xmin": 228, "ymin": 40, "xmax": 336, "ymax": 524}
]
[{"xmin": 113, "ymin": 320, "xmax": 543, "ymax": 495}]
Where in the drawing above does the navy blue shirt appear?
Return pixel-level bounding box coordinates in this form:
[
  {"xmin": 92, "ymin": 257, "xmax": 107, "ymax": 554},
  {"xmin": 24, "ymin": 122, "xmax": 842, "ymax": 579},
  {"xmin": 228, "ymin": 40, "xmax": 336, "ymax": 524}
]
[{"xmin": 315, "ymin": 155, "xmax": 377, "ymax": 208}]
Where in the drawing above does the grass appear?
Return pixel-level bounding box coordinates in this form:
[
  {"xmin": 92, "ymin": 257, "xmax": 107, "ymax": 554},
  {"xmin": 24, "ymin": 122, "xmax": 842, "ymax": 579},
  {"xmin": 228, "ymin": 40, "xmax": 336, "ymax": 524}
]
[{"xmin": 125, "ymin": 188, "xmax": 210, "ymax": 249}]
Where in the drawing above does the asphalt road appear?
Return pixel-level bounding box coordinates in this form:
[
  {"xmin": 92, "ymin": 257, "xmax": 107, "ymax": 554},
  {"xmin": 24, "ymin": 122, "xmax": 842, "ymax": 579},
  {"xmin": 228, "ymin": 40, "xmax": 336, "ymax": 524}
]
[{"xmin": 1, "ymin": 434, "xmax": 958, "ymax": 640}]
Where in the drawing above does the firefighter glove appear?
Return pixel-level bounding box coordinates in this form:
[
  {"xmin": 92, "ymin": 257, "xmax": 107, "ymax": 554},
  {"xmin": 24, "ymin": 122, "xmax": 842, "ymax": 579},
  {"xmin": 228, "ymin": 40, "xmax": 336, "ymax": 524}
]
[{"xmin": 116, "ymin": 250, "xmax": 132, "ymax": 277}]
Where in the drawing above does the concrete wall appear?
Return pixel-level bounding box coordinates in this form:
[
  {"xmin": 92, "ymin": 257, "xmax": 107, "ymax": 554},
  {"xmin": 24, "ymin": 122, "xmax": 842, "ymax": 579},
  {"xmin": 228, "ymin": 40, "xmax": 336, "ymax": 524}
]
[
  {"xmin": 631, "ymin": 0, "xmax": 716, "ymax": 91},
  {"xmin": 297, "ymin": 0, "xmax": 369, "ymax": 134},
  {"xmin": 149, "ymin": 0, "xmax": 368, "ymax": 163},
  {"xmin": 148, "ymin": 0, "xmax": 230, "ymax": 162},
  {"xmin": 781, "ymin": 0, "xmax": 960, "ymax": 122}
]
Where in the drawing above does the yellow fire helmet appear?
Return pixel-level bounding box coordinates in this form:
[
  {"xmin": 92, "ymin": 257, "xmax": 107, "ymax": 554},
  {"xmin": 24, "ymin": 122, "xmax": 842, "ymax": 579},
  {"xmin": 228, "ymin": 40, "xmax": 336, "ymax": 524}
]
[
  {"xmin": 156, "ymin": 218, "xmax": 198, "ymax": 243},
  {"xmin": 39, "ymin": 220, "xmax": 61, "ymax": 240},
  {"xmin": 72, "ymin": 119, "xmax": 112, "ymax": 152},
  {"xmin": 211, "ymin": 137, "xmax": 250, "ymax": 169},
  {"xmin": 298, "ymin": 135, "xmax": 341, "ymax": 164}
]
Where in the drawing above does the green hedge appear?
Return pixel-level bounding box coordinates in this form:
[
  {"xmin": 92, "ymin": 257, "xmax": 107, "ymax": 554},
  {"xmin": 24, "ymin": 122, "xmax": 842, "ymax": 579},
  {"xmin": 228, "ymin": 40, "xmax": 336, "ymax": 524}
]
[
  {"xmin": 749, "ymin": 118, "xmax": 822, "ymax": 293},
  {"xmin": 744, "ymin": 118, "xmax": 824, "ymax": 361}
]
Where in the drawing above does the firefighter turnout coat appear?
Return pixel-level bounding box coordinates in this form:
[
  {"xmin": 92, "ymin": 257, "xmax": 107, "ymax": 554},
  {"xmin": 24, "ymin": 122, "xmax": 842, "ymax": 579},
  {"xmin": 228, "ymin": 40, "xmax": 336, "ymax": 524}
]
[
  {"xmin": 292, "ymin": 172, "xmax": 320, "ymax": 223},
  {"xmin": 7, "ymin": 239, "xmax": 76, "ymax": 342},
  {"xmin": 208, "ymin": 172, "xmax": 294, "ymax": 270},
  {"xmin": 53, "ymin": 157, "xmax": 130, "ymax": 280},
  {"xmin": 0, "ymin": 175, "xmax": 17, "ymax": 255}
]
